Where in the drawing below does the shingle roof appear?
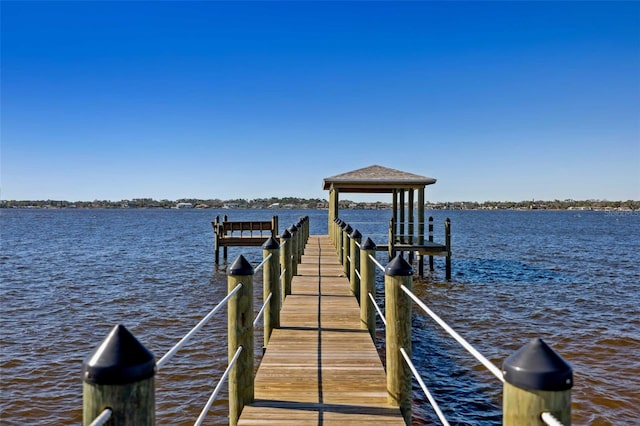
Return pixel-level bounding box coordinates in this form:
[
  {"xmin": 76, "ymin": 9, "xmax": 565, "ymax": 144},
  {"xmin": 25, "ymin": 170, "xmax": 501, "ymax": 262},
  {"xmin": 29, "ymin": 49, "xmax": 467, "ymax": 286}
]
[{"xmin": 323, "ymin": 165, "xmax": 436, "ymax": 193}]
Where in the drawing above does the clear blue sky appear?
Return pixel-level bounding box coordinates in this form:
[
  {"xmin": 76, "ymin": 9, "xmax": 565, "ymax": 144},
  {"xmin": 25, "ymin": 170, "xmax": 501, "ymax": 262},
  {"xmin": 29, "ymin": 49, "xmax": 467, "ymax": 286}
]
[{"xmin": 2, "ymin": 1, "xmax": 639, "ymax": 202}]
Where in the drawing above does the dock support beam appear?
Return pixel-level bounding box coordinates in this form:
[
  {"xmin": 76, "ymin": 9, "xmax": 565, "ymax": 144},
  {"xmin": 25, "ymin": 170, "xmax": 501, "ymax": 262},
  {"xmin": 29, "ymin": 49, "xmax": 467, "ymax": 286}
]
[
  {"xmin": 279, "ymin": 230, "xmax": 292, "ymax": 299},
  {"xmin": 349, "ymin": 229, "xmax": 362, "ymax": 302},
  {"xmin": 385, "ymin": 255, "xmax": 413, "ymax": 425},
  {"xmin": 262, "ymin": 237, "xmax": 280, "ymax": 348},
  {"xmin": 227, "ymin": 255, "xmax": 254, "ymax": 426},
  {"xmin": 360, "ymin": 238, "xmax": 377, "ymax": 341}
]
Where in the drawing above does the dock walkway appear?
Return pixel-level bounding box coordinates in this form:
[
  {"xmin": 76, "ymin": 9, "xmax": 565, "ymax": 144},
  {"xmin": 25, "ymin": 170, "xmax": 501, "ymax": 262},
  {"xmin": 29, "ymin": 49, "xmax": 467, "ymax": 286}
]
[{"xmin": 238, "ymin": 235, "xmax": 404, "ymax": 425}]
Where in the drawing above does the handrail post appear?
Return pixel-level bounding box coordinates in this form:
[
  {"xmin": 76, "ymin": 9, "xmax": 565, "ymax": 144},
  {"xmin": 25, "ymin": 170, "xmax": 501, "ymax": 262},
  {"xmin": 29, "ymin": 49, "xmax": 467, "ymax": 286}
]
[
  {"xmin": 227, "ymin": 255, "xmax": 254, "ymax": 426},
  {"xmin": 428, "ymin": 216, "xmax": 434, "ymax": 272},
  {"xmin": 343, "ymin": 224, "xmax": 353, "ymax": 277},
  {"xmin": 287, "ymin": 225, "xmax": 298, "ymax": 277},
  {"xmin": 445, "ymin": 218, "xmax": 452, "ymax": 280},
  {"xmin": 338, "ymin": 220, "xmax": 346, "ymax": 257},
  {"xmin": 295, "ymin": 221, "xmax": 304, "ymax": 262},
  {"xmin": 502, "ymin": 338, "xmax": 573, "ymax": 425},
  {"xmin": 349, "ymin": 229, "xmax": 362, "ymax": 302},
  {"xmin": 360, "ymin": 238, "xmax": 377, "ymax": 341},
  {"xmin": 384, "ymin": 254, "xmax": 413, "ymax": 425},
  {"xmin": 262, "ymin": 237, "xmax": 280, "ymax": 349},
  {"xmin": 82, "ymin": 324, "xmax": 155, "ymax": 425},
  {"xmin": 388, "ymin": 219, "xmax": 395, "ymax": 260},
  {"xmin": 279, "ymin": 230, "xmax": 292, "ymax": 299}
]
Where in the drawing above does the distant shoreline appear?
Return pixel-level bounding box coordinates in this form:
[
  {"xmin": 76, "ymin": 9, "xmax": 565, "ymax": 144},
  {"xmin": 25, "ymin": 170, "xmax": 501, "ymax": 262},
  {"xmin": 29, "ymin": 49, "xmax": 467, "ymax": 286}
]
[{"xmin": 2, "ymin": 198, "xmax": 638, "ymax": 212}]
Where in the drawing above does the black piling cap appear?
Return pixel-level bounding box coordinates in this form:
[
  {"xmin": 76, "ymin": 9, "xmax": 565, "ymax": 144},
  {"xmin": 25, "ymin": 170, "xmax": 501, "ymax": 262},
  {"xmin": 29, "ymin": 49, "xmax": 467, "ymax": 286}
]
[
  {"xmin": 350, "ymin": 229, "xmax": 362, "ymax": 239},
  {"xmin": 362, "ymin": 237, "xmax": 377, "ymax": 250},
  {"xmin": 262, "ymin": 236, "xmax": 280, "ymax": 250},
  {"xmin": 385, "ymin": 254, "xmax": 414, "ymax": 276},
  {"xmin": 344, "ymin": 224, "xmax": 353, "ymax": 234},
  {"xmin": 228, "ymin": 254, "xmax": 254, "ymax": 276},
  {"xmin": 287, "ymin": 225, "xmax": 297, "ymax": 234},
  {"xmin": 339, "ymin": 221, "xmax": 347, "ymax": 229},
  {"xmin": 82, "ymin": 324, "xmax": 155, "ymax": 385},
  {"xmin": 280, "ymin": 229, "xmax": 291, "ymax": 239},
  {"xmin": 502, "ymin": 338, "xmax": 573, "ymax": 391}
]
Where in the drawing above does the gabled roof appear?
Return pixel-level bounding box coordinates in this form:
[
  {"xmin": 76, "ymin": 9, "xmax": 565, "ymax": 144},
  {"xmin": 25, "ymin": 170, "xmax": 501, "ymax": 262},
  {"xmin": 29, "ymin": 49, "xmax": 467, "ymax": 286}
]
[{"xmin": 323, "ymin": 165, "xmax": 436, "ymax": 193}]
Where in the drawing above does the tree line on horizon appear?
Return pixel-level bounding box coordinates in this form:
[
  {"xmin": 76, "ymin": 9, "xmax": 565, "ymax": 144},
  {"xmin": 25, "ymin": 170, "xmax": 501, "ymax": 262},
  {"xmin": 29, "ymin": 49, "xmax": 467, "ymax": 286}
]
[{"xmin": 1, "ymin": 197, "xmax": 638, "ymax": 211}]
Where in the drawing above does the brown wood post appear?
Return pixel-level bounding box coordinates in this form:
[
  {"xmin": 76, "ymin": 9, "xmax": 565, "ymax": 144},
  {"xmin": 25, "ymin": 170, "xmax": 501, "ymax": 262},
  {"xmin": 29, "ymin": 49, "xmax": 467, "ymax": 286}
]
[
  {"xmin": 429, "ymin": 216, "xmax": 434, "ymax": 272},
  {"xmin": 213, "ymin": 216, "xmax": 220, "ymax": 264},
  {"xmin": 502, "ymin": 338, "xmax": 573, "ymax": 425},
  {"xmin": 343, "ymin": 224, "xmax": 353, "ymax": 277},
  {"xmin": 360, "ymin": 237, "xmax": 377, "ymax": 341},
  {"xmin": 445, "ymin": 218, "xmax": 451, "ymax": 280},
  {"xmin": 418, "ymin": 188, "xmax": 425, "ymax": 276},
  {"xmin": 388, "ymin": 218, "xmax": 395, "ymax": 260},
  {"xmin": 223, "ymin": 215, "xmax": 228, "ymax": 262},
  {"xmin": 280, "ymin": 230, "xmax": 292, "ymax": 298},
  {"xmin": 82, "ymin": 324, "xmax": 155, "ymax": 426},
  {"xmin": 338, "ymin": 220, "xmax": 345, "ymax": 257},
  {"xmin": 399, "ymin": 190, "xmax": 405, "ymax": 244},
  {"xmin": 287, "ymin": 225, "xmax": 298, "ymax": 277},
  {"xmin": 262, "ymin": 237, "xmax": 280, "ymax": 348},
  {"xmin": 271, "ymin": 215, "xmax": 279, "ymax": 237},
  {"xmin": 385, "ymin": 254, "xmax": 413, "ymax": 425},
  {"xmin": 349, "ymin": 229, "xmax": 362, "ymax": 302},
  {"xmin": 227, "ymin": 255, "xmax": 254, "ymax": 426},
  {"xmin": 408, "ymin": 189, "xmax": 414, "ymax": 262}
]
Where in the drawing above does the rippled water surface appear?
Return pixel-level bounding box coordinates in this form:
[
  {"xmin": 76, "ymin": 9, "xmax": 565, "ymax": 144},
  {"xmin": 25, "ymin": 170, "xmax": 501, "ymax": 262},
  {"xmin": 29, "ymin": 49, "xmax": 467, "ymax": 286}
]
[{"xmin": 1, "ymin": 209, "xmax": 638, "ymax": 425}]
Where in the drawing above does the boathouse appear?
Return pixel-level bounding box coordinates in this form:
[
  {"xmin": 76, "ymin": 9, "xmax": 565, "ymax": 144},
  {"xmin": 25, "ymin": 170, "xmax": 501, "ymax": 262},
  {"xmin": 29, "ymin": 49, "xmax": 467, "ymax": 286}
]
[{"xmin": 323, "ymin": 165, "xmax": 450, "ymax": 277}]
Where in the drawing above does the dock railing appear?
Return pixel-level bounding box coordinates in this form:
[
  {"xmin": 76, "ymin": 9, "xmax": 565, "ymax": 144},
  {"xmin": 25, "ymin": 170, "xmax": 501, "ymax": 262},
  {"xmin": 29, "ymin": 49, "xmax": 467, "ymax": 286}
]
[
  {"xmin": 333, "ymin": 217, "xmax": 574, "ymax": 426},
  {"xmin": 82, "ymin": 217, "xmax": 309, "ymax": 426}
]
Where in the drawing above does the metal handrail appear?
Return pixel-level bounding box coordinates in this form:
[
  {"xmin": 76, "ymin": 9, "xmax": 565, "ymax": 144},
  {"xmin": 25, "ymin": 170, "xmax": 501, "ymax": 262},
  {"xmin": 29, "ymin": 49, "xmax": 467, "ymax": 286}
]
[
  {"xmin": 194, "ymin": 346, "xmax": 243, "ymax": 426},
  {"xmin": 253, "ymin": 292, "xmax": 273, "ymax": 327},
  {"xmin": 254, "ymin": 253, "xmax": 272, "ymax": 273},
  {"xmin": 157, "ymin": 283, "xmax": 243, "ymax": 369},
  {"xmin": 400, "ymin": 348, "xmax": 450, "ymax": 426},
  {"xmin": 88, "ymin": 408, "xmax": 112, "ymax": 426},
  {"xmin": 541, "ymin": 412, "xmax": 565, "ymax": 426},
  {"xmin": 368, "ymin": 292, "xmax": 386, "ymax": 326},
  {"xmin": 400, "ymin": 284, "xmax": 504, "ymax": 382},
  {"xmin": 368, "ymin": 253, "xmax": 385, "ymax": 273}
]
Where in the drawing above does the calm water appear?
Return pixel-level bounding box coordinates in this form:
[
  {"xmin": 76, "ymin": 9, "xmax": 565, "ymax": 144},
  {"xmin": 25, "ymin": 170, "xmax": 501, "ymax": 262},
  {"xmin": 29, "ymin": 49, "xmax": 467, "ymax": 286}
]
[{"xmin": 1, "ymin": 208, "xmax": 638, "ymax": 425}]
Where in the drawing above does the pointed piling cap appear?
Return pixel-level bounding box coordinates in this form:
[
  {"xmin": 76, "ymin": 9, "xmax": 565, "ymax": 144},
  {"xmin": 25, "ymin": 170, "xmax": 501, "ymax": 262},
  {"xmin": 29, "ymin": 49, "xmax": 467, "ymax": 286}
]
[
  {"xmin": 350, "ymin": 229, "xmax": 362, "ymax": 239},
  {"xmin": 339, "ymin": 221, "xmax": 347, "ymax": 229},
  {"xmin": 287, "ymin": 225, "xmax": 297, "ymax": 234},
  {"xmin": 344, "ymin": 224, "xmax": 353, "ymax": 234},
  {"xmin": 362, "ymin": 237, "xmax": 377, "ymax": 250},
  {"xmin": 228, "ymin": 254, "xmax": 254, "ymax": 275},
  {"xmin": 280, "ymin": 229, "xmax": 291, "ymax": 239},
  {"xmin": 262, "ymin": 236, "xmax": 280, "ymax": 250},
  {"xmin": 502, "ymin": 338, "xmax": 573, "ymax": 391},
  {"xmin": 82, "ymin": 324, "xmax": 155, "ymax": 385},
  {"xmin": 385, "ymin": 254, "xmax": 414, "ymax": 276}
]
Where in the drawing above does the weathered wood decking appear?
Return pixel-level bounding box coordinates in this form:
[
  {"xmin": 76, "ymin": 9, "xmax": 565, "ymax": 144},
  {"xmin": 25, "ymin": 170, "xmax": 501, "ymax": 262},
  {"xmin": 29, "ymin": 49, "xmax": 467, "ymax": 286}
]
[{"xmin": 238, "ymin": 235, "xmax": 404, "ymax": 425}]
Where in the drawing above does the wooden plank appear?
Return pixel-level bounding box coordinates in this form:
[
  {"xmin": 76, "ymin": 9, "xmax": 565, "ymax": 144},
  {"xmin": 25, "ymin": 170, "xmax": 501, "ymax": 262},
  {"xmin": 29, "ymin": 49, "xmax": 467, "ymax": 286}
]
[{"xmin": 239, "ymin": 235, "xmax": 404, "ymax": 425}]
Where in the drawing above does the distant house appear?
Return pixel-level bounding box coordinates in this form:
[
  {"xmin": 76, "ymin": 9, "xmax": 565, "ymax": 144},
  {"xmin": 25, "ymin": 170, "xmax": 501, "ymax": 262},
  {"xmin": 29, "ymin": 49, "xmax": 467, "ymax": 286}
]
[{"xmin": 175, "ymin": 202, "xmax": 194, "ymax": 209}]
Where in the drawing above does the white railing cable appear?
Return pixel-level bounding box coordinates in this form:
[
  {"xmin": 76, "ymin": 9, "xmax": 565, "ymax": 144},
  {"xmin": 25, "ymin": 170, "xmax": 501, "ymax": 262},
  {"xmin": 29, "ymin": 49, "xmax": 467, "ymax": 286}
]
[
  {"xmin": 253, "ymin": 292, "xmax": 273, "ymax": 327},
  {"xmin": 88, "ymin": 408, "xmax": 112, "ymax": 426},
  {"xmin": 194, "ymin": 346, "xmax": 243, "ymax": 426},
  {"xmin": 368, "ymin": 254, "xmax": 385, "ymax": 272},
  {"xmin": 400, "ymin": 285, "xmax": 504, "ymax": 382},
  {"xmin": 368, "ymin": 292, "xmax": 386, "ymax": 326},
  {"xmin": 254, "ymin": 253, "xmax": 272, "ymax": 273},
  {"xmin": 541, "ymin": 412, "xmax": 565, "ymax": 426},
  {"xmin": 157, "ymin": 283, "xmax": 243, "ymax": 370},
  {"xmin": 400, "ymin": 348, "xmax": 451, "ymax": 426},
  {"xmin": 355, "ymin": 269, "xmax": 361, "ymax": 281}
]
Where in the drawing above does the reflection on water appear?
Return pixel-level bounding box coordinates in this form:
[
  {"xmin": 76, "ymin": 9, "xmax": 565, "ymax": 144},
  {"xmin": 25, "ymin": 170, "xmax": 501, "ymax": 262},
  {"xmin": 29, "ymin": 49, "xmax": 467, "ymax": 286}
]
[{"xmin": 1, "ymin": 209, "xmax": 638, "ymax": 425}]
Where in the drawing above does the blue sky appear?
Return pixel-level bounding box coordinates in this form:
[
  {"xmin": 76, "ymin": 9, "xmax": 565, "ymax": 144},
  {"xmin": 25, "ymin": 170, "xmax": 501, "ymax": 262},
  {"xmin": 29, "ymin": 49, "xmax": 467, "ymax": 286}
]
[{"xmin": 2, "ymin": 1, "xmax": 638, "ymax": 202}]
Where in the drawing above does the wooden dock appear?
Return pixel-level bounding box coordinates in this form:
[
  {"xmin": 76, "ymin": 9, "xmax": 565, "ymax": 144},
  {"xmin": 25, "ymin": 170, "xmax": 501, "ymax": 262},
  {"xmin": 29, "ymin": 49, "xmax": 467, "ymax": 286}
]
[{"xmin": 238, "ymin": 235, "xmax": 404, "ymax": 425}]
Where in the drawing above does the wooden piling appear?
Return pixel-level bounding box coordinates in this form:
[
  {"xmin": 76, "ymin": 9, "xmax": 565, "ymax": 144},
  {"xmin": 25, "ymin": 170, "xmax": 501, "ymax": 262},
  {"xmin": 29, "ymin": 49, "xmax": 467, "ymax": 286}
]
[
  {"xmin": 82, "ymin": 324, "xmax": 155, "ymax": 426},
  {"xmin": 360, "ymin": 238, "xmax": 377, "ymax": 341},
  {"xmin": 227, "ymin": 255, "xmax": 254, "ymax": 426},
  {"xmin": 428, "ymin": 216, "xmax": 434, "ymax": 272},
  {"xmin": 417, "ymin": 189, "xmax": 425, "ymax": 276},
  {"xmin": 445, "ymin": 218, "xmax": 451, "ymax": 280},
  {"xmin": 287, "ymin": 225, "xmax": 298, "ymax": 277},
  {"xmin": 343, "ymin": 224, "xmax": 352, "ymax": 277},
  {"xmin": 262, "ymin": 237, "xmax": 280, "ymax": 348},
  {"xmin": 385, "ymin": 254, "xmax": 413, "ymax": 425},
  {"xmin": 349, "ymin": 229, "xmax": 362, "ymax": 302},
  {"xmin": 502, "ymin": 338, "xmax": 573, "ymax": 425},
  {"xmin": 279, "ymin": 230, "xmax": 292, "ymax": 298}
]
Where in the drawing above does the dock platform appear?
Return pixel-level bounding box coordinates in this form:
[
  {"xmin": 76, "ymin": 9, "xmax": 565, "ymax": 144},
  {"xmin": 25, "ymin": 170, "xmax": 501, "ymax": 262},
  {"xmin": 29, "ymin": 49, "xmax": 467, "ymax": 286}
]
[{"xmin": 238, "ymin": 235, "xmax": 404, "ymax": 425}]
